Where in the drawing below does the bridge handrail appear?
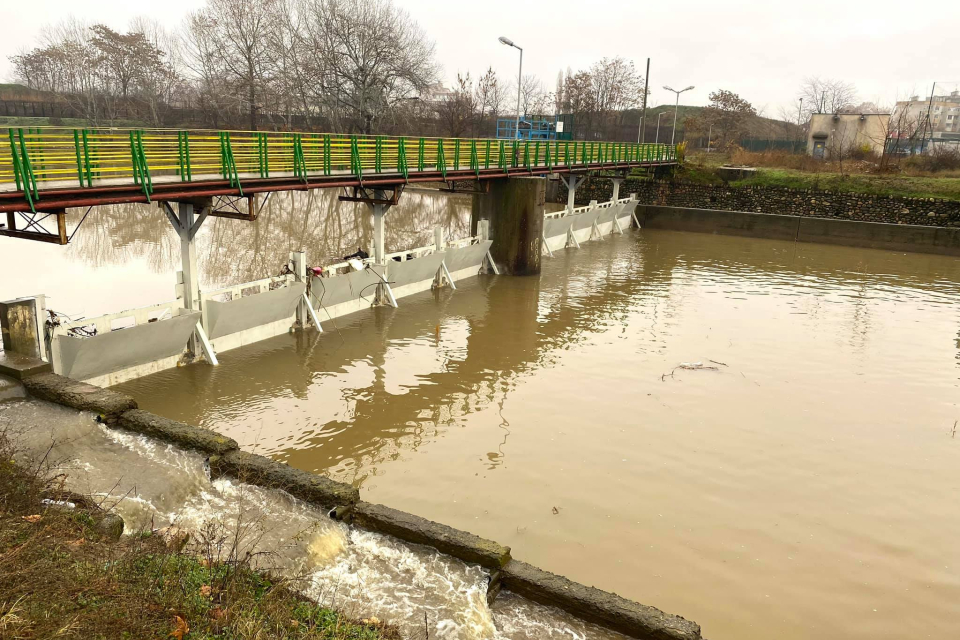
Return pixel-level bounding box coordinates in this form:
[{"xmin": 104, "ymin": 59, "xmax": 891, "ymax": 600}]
[{"xmin": 0, "ymin": 126, "xmax": 679, "ymax": 207}]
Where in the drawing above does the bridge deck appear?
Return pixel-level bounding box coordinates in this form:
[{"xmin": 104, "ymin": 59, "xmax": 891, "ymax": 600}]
[{"xmin": 0, "ymin": 127, "xmax": 677, "ymax": 214}]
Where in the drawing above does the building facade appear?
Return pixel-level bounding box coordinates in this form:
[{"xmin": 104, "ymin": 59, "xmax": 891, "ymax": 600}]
[
  {"xmin": 807, "ymin": 113, "xmax": 890, "ymax": 158},
  {"xmin": 889, "ymin": 91, "xmax": 960, "ymax": 145}
]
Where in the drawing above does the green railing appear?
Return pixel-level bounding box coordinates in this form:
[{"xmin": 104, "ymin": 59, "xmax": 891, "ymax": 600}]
[{"xmin": 1, "ymin": 127, "xmax": 679, "ymax": 207}]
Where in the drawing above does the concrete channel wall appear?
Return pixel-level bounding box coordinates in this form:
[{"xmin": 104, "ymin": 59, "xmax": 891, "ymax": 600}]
[
  {"xmin": 20, "ymin": 370, "xmax": 703, "ymax": 640},
  {"xmin": 639, "ymin": 205, "xmax": 960, "ymax": 256}
]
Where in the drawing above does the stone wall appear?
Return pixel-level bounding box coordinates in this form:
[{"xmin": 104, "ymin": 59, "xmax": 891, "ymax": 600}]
[{"xmin": 558, "ymin": 178, "xmax": 960, "ymax": 227}]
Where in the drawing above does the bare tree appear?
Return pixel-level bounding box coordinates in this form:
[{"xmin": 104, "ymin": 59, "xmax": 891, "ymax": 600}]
[
  {"xmin": 437, "ymin": 73, "xmax": 476, "ymax": 137},
  {"xmin": 799, "ymin": 77, "xmax": 857, "ymax": 117}
]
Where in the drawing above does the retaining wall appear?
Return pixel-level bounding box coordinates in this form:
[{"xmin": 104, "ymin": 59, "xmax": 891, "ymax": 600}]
[
  {"xmin": 21, "ymin": 371, "xmax": 702, "ymax": 640},
  {"xmin": 639, "ymin": 205, "xmax": 960, "ymax": 256},
  {"xmin": 559, "ymin": 178, "xmax": 960, "ymax": 227}
]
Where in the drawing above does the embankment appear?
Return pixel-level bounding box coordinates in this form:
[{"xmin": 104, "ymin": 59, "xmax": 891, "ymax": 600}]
[{"xmin": 19, "ymin": 371, "xmax": 703, "ymax": 640}]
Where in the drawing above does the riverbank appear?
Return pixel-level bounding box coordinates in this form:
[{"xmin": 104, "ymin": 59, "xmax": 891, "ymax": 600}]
[{"xmin": 0, "ymin": 429, "xmax": 398, "ymax": 640}]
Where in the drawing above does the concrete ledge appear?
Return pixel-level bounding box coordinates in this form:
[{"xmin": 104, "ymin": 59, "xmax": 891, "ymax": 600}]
[
  {"xmin": 117, "ymin": 409, "xmax": 239, "ymax": 456},
  {"xmin": 639, "ymin": 205, "xmax": 800, "ymax": 241},
  {"xmin": 337, "ymin": 501, "xmax": 511, "ymax": 571},
  {"xmin": 22, "ymin": 372, "xmax": 137, "ymax": 423},
  {"xmin": 208, "ymin": 450, "xmax": 359, "ymax": 510},
  {"xmin": 502, "ymin": 560, "xmax": 701, "ymax": 640},
  {"xmin": 0, "ymin": 351, "xmax": 51, "ymax": 380}
]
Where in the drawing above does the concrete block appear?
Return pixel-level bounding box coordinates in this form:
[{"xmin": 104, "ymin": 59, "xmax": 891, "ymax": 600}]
[
  {"xmin": 342, "ymin": 501, "xmax": 511, "ymax": 570},
  {"xmin": 502, "ymin": 560, "xmax": 701, "ymax": 640},
  {"xmin": 22, "ymin": 373, "xmax": 137, "ymax": 422},
  {"xmin": 209, "ymin": 450, "xmax": 358, "ymax": 510},
  {"xmin": 117, "ymin": 410, "xmax": 238, "ymax": 455}
]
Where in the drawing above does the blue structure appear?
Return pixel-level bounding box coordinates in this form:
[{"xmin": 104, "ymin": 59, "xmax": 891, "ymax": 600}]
[{"xmin": 497, "ymin": 115, "xmax": 566, "ymax": 140}]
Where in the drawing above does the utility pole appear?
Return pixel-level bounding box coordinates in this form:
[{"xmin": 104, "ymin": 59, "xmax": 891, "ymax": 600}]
[
  {"xmin": 499, "ymin": 37, "xmax": 523, "ymax": 139},
  {"xmin": 639, "ymin": 57, "xmax": 650, "ymax": 143},
  {"xmin": 663, "ymin": 84, "xmax": 695, "ymax": 146},
  {"xmin": 921, "ymin": 82, "xmax": 937, "ymax": 155}
]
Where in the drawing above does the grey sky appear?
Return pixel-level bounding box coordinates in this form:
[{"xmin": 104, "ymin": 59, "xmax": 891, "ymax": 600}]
[{"xmin": 2, "ymin": 0, "xmax": 955, "ymax": 116}]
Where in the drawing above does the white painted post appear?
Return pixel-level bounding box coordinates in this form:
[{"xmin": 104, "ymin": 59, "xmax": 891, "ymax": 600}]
[
  {"xmin": 611, "ymin": 178, "xmax": 622, "ymax": 203},
  {"xmin": 478, "ymin": 220, "xmax": 500, "ymax": 274},
  {"xmin": 630, "ymin": 192, "xmax": 641, "ymax": 229},
  {"xmin": 434, "ymin": 226, "xmax": 445, "ymax": 252},
  {"xmin": 373, "ymin": 200, "xmax": 386, "ymax": 266},
  {"xmin": 177, "ymin": 202, "xmax": 200, "ymax": 355},
  {"xmin": 291, "ymin": 250, "xmax": 309, "ymax": 329},
  {"xmin": 564, "ymin": 175, "xmax": 581, "ymax": 213}
]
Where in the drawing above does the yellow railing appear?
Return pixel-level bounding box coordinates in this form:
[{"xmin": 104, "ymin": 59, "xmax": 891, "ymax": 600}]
[{"xmin": 1, "ymin": 126, "xmax": 679, "ymax": 206}]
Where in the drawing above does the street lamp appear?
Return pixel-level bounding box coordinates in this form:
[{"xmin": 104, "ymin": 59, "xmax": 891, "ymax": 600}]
[
  {"xmin": 655, "ymin": 111, "xmax": 666, "ymax": 144},
  {"xmin": 663, "ymin": 84, "xmax": 695, "ymax": 146},
  {"xmin": 499, "ymin": 36, "xmax": 523, "ymax": 139}
]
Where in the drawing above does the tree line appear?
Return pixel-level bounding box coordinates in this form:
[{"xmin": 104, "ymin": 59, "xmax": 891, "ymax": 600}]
[{"xmin": 9, "ymin": 0, "xmax": 646, "ymax": 140}]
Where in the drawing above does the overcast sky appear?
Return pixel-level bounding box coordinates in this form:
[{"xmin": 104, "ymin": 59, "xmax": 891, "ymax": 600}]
[{"xmin": 2, "ymin": 0, "xmax": 957, "ymax": 116}]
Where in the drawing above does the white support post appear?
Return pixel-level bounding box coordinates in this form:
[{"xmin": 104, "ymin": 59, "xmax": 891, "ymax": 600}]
[
  {"xmin": 592, "ymin": 219, "xmax": 604, "ymax": 241},
  {"xmin": 567, "ymin": 227, "xmax": 581, "ymax": 249},
  {"xmin": 434, "ymin": 226, "xmax": 445, "ymax": 252},
  {"xmin": 373, "ymin": 198, "xmax": 386, "ymax": 266},
  {"xmin": 194, "ymin": 322, "xmax": 219, "ymax": 365},
  {"xmin": 562, "ymin": 175, "xmax": 582, "ymax": 214},
  {"xmin": 440, "ymin": 260, "xmax": 457, "ymax": 290},
  {"xmin": 291, "ymin": 250, "xmax": 309, "ymax": 329},
  {"xmin": 611, "ymin": 178, "xmax": 623, "ymax": 203},
  {"xmin": 630, "ymin": 193, "xmax": 642, "ymax": 229},
  {"xmin": 542, "ymin": 233, "xmax": 554, "ymax": 258},
  {"xmin": 301, "ymin": 292, "xmax": 323, "ymax": 331},
  {"xmin": 478, "ymin": 220, "xmax": 500, "ymax": 274},
  {"xmin": 165, "ymin": 201, "xmax": 217, "ymax": 365},
  {"xmin": 613, "ymin": 215, "xmax": 625, "ymax": 235}
]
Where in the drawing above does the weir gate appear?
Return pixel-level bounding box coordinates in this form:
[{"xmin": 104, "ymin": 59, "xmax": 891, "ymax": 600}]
[{"xmin": 0, "ymin": 127, "xmax": 703, "ymax": 640}]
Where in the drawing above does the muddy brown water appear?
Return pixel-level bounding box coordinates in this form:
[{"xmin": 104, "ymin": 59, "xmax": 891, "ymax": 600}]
[{"xmin": 2, "ymin": 191, "xmax": 960, "ymax": 640}]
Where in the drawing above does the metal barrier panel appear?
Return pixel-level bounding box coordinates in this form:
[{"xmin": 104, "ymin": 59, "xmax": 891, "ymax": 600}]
[
  {"xmin": 543, "ymin": 217, "xmax": 575, "ymax": 252},
  {"xmin": 54, "ymin": 309, "xmax": 200, "ymax": 383},
  {"xmin": 444, "ymin": 240, "xmax": 492, "ymax": 280},
  {"xmin": 204, "ymin": 282, "xmax": 305, "ymax": 341},
  {"xmin": 387, "ymin": 252, "xmax": 446, "ymax": 298},
  {"xmin": 310, "ymin": 265, "xmax": 386, "ymax": 320}
]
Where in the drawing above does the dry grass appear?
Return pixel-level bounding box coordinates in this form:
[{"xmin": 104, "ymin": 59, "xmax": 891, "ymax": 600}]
[{"xmin": 0, "ymin": 430, "xmax": 399, "ymax": 640}]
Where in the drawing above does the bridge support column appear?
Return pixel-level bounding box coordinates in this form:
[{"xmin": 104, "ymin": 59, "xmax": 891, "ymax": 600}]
[
  {"xmin": 372, "ymin": 191, "xmax": 387, "ymax": 266},
  {"xmin": 561, "ymin": 174, "xmax": 585, "ymax": 213},
  {"xmin": 471, "ymin": 177, "xmax": 544, "ymax": 276},
  {"xmin": 611, "ymin": 178, "xmax": 623, "ymax": 203},
  {"xmin": 164, "ymin": 200, "xmax": 216, "ymax": 364}
]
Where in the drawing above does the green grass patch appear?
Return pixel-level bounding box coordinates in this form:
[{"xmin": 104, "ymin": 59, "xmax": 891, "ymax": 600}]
[{"xmin": 731, "ymin": 168, "xmax": 960, "ymax": 201}]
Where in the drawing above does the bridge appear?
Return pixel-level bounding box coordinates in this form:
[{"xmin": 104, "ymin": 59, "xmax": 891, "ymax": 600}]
[{"xmin": 0, "ymin": 126, "xmax": 678, "ymax": 244}]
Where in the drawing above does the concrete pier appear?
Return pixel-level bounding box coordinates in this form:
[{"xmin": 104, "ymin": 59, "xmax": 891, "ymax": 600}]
[{"xmin": 472, "ymin": 177, "xmax": 546, "ymax": 276}]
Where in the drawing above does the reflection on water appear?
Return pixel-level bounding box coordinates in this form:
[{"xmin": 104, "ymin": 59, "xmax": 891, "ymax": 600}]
[
  {"xmin": 115, "ymin": 230, "xmax": 960, "ymax": 640},
  {"xmin": 0, "ymin": 187, "xmax": 470, "ymax": 319}
]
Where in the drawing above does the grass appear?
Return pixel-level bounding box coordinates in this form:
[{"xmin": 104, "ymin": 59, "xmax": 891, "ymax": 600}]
[
  {"xmin": 0, "ymin": 432, "xmax": 399, "ymax": 640},
  {"xmin": 728, "ymin": 168, "xmax": 960, "ymax": 200},
  {"xmin": 681, "ymin": 150, "xmax": 960, "ymax": 201}
]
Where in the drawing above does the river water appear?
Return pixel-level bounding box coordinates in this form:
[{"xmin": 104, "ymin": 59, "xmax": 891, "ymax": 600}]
[{"xmin": 2, "ymin": 191, "xmax": 959, "ymax": 640}]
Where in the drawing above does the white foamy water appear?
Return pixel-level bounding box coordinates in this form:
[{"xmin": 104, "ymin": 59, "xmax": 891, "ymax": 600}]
[{"xmin": 1, "ymin": 394, "xmax": 624, "ymax": 640}]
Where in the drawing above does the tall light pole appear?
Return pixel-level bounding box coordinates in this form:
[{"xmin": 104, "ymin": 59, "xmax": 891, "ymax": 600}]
[
  {"xmin": 663, "ymin": 84, "xmax": 694, "ymax": 146},
  {"xmin": 655, "ymin": 111, "xmax": 666, "ymax": 144},
  {"xmin": 499, "ymin": 36, "xmax": 523, "ymax": 139}
]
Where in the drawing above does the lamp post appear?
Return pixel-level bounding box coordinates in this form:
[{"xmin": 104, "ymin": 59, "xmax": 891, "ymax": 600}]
[
  {"xmin": 499, "ymin": 36, "xmax": 523, "ymax": 139},
  {"xmin": 663, "ymin": 84, "xmax": 695, "ymax": 146},
  {"xmin": 655, "ymin": 111, "xmax": 666, "ymax": 144}
]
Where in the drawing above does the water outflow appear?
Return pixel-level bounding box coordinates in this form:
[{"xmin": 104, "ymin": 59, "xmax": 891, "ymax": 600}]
[{"xmin": 0, "ymin": 396, "xmax": 623, "ymax": 640}]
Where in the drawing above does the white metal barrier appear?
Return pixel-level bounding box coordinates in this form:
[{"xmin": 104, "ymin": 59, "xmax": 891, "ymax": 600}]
[
  {"xmin": 196, "ymin": 272, "xmax": 305, "ymax": 353},
  {"xmin": 542, "ymin": 194, "xmax": 638, "ymax": 257},
  {"xmin": 47, "ymin": 300, "xmax": 203, "ymax": 387}
]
